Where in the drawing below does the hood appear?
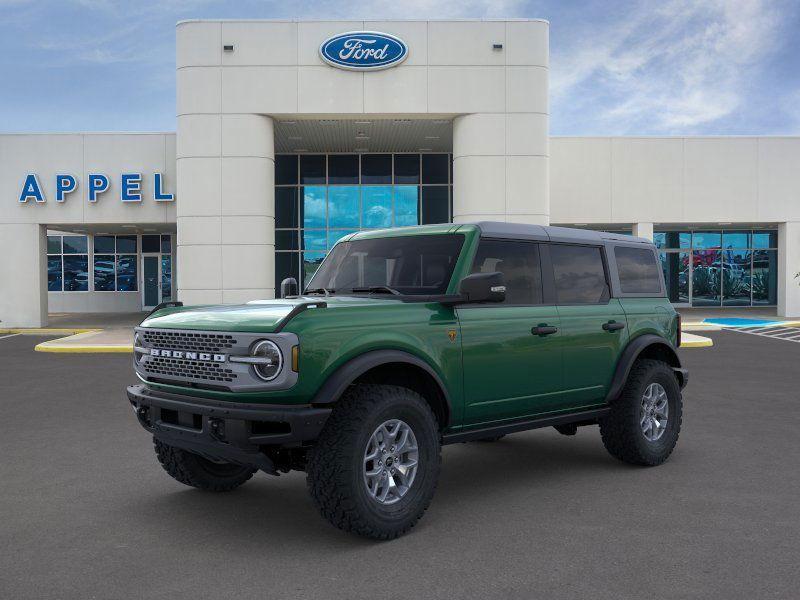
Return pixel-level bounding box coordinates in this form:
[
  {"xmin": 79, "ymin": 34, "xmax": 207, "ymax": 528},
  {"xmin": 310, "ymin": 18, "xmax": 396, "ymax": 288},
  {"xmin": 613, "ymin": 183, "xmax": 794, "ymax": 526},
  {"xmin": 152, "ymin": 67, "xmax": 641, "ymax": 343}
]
[{"xmin": 140, "ymin": 295, "xmax": 401, "ymax": 333}]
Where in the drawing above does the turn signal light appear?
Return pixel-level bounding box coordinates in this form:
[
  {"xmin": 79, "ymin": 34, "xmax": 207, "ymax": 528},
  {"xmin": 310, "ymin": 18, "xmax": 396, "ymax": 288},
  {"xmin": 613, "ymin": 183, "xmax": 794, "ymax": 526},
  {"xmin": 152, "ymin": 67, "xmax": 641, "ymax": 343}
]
[{"xmin": 292, "ymin": 345, "xmax": 299, "ymax": 372}]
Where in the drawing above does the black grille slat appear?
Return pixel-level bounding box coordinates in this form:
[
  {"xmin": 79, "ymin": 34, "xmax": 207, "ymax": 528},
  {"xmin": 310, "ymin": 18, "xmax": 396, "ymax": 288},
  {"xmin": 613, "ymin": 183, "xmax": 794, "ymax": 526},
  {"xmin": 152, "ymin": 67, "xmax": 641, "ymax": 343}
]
[
  {"xmin": 144, "ymin": 356, "xmax": 238, "ymax": 383},
  {"xmin": 141, "ymin": 330, "xmax": 237, "ymax": 353}
]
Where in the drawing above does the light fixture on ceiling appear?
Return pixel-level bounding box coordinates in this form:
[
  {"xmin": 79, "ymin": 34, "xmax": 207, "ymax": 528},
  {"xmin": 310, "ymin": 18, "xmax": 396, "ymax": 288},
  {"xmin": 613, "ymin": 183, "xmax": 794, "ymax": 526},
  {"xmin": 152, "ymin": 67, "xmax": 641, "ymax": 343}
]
[
  {"xmin": 425, "ymin": 136, "xmax": 440, "ymax": 140},
  {"xmin": 288, "ymin": 136, "xmax": 302, "ymax": 140},
  {"xmin": 320, "ymin": 119, "xmax": 338, "ymax": 125},
  {"xmin": 419, "ymin": 147, "xmax": 433, "ymax": 152},
  {"xmin": 293, "ymin": 148, "xmax": 308, "ymax": 153},
  {"xmin": 143, "ymin": 229, "xmax": 157, "ymax": 233},
  {"xmin": 355, "ymin": 120, "xmax": 372, "ymax": 125},
  {"xmin": 432, "ymin": 119, "xmax": 451, "ymax": 125},
  {"xmin": 393, "ymin": 119, "xmax": 412, "ymax": 124},
  {"xmin": 121, "ymin": 225, "xmax": 138, "ymax": 229},
  {"xmin": 573, "ymin": 223, "xmax": 587, "ymax": 227},
  {"xmin": 718, "ymin": 222, "xmax": 732, "ymax": 225},
  {"xmin": 354, "ymin": 147, "xmax": 368, "ymax": 153},
  {"xmin": 280, "ymin": 120, "xmax": 297, "ymax": 125}
]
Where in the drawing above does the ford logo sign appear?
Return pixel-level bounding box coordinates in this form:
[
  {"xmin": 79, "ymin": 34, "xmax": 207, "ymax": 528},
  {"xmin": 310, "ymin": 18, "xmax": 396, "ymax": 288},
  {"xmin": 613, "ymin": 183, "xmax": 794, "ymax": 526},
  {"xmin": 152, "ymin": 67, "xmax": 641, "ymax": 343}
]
[{"xmin": 319, "ymin": 31, "xmax": 408, "ymax": 71}]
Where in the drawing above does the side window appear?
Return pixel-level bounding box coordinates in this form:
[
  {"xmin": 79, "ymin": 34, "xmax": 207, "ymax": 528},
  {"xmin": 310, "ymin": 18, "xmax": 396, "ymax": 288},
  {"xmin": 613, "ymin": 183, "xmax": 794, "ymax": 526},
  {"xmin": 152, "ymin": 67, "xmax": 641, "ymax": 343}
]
[
  {"xmin": 550, "ymin": 244, "xmax": 609, "ymax": 304},
  {"xmin": 614, "ymin": 246, "xmax": 662, "ymax": 294},
  {"xmin": 471, "ymin": 240, "xmax": 542, "ymax": 304}
]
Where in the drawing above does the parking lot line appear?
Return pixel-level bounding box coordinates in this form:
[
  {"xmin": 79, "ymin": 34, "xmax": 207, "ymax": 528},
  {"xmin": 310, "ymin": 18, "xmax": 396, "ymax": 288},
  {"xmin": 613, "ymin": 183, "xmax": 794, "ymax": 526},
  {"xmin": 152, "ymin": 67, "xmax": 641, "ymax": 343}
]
[{"xmin": 0, "ymin": 333, "xmax": 21, "ymax": 341}]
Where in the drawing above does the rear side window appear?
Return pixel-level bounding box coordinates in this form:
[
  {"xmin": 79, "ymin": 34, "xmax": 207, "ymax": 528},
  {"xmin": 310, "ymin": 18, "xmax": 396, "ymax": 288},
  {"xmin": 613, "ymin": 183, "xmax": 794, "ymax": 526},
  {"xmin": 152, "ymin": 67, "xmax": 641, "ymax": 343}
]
[
  {"xmin": 550, "ymin": 245, "xmax": 609, "ymax": 304},
  {"xmin": 614, "ymin": 246, "xmax": 662, "ymax": 294},
  {"xmin": 471, "ymin": 240, "xmax": 542, "ymax": 305}
]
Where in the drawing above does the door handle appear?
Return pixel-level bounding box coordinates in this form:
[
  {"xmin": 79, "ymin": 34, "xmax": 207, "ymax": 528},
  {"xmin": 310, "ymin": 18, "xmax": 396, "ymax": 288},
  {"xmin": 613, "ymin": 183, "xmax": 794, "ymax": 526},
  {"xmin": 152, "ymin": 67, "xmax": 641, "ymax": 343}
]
[
  {"xmin": 602, "ymin": 321, "xmax": 626, "ymax": 332},
  {"xmin": 531, "ymin": 325, "xmax": 558, "ymax": 336}
]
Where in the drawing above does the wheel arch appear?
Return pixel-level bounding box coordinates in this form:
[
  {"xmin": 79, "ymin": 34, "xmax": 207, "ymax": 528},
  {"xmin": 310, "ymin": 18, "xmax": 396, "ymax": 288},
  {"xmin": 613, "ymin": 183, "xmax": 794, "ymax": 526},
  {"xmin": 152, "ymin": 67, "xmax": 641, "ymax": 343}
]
[
  {"xmin": 606, "ymin": 334, "xmax": 684, "ymax": 403},
  {"xmin": 311, "ymin": 349, "xmax": 452, "ymax": 429}
]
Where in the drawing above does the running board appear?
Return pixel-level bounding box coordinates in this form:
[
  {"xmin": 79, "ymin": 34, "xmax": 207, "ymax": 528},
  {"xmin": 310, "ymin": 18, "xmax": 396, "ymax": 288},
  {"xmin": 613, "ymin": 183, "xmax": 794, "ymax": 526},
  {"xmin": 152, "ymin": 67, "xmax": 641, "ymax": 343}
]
[{"xmin": 442, "ymin": 406, "xmax": 611, "ymax": 445}]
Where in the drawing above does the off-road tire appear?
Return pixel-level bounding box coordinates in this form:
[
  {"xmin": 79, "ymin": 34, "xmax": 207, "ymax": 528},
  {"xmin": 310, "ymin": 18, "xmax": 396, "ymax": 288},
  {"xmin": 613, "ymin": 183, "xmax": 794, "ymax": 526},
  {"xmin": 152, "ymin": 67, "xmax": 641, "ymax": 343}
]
[
  {"xmin": 153, "ymin": 438, "xmax": 256, "ymax": 492},
  {"xmin": 306, "ymin": 384, "xmax": 441, "ymax": 540},
  {"xmin": 599, "ymin": 359, "xmax": 682, "ymax": 466}
]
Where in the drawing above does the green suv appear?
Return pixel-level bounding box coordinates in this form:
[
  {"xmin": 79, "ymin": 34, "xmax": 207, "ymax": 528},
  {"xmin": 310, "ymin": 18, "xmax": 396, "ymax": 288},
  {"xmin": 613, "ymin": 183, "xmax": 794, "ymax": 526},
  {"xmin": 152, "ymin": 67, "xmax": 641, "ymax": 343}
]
[{"xmin": 128, "ymin": 222, "xmax": 687, "ymax": 539}]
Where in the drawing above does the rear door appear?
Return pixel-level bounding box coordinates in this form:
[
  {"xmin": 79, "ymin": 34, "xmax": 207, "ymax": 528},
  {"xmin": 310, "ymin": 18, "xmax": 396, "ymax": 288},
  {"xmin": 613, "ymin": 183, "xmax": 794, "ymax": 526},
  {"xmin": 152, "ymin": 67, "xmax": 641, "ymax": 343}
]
[
  {"xmin": 458, "ymin": 239, "xmax": 563, "ymax": 426},
  {"xmin": 545, "ymin": 243, "xmax": 628, "ymax": 408}
]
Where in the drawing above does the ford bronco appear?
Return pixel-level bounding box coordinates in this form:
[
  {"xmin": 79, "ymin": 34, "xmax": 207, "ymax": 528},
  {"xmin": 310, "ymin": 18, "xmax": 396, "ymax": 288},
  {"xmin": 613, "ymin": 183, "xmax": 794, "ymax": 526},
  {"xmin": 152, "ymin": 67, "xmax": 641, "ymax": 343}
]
[{"xmin": 128, "ymin": 222, "xmax": 687, "ymax": 539}]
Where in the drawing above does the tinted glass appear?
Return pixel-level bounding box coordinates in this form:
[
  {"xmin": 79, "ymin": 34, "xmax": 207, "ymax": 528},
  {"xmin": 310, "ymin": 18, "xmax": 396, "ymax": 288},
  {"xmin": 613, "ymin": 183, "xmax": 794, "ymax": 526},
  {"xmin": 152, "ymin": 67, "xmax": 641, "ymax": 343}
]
[
  {"xmin": 394, "ymin": 186, "xmax": 419, "ymax": 226},
  {"xmin": 62, "ymin": 235, "xmax": 88, "ymax": 254},
  {"xmin": 302, "ymin": 186, "xmax": 326, "ymax": 229},
  {"xmin": 691, "ymin": 250, "xmax": 721, "ymax": 306},
  {"xmin": 302, "ymin": 251, "xmax": 326, "ymax": 286},
  {"xmin": 275, "ymin": 155, "xmax": 298, "ymax": 185},
  {"xmin": 362, "ymin": 186, "xmax": 392, "ymax": 228},
  {"xmin": 328, "ymin": 155, "xmax": 359, "ymax": 184},
  {"xmin": 63, "ymin": 255, "xmax": 88, "ymax": 291},
  {"xmin": 275, "ymin": 187, "xmax": 298, "ymax": 228},
  {"xmin": 47, "ymin": 256, "xmax": 62, "ymax": 291},
  {"xmin": 93, "ymin": 255, "xmax": 116, "ymax": 291},
  {"xmin": 275, "ymin": 252, "xmax": 299, "ymax": 290},
  {"xmin": 141, "ymin": 234, "xmax": 160, "ymax": 253},
  {"xmin": 550, "ymin": 245, "xmax": 608, "ymax": 304},
  {"xmin": 421, "ymin": 186, "xmax": 449, "ymax": 224},
  {"xmin": 471, "ymin": 240, "xmax": 542, "ymax": 305},
  {"xmin": 308, "ymin": 234, "xmax": 464, "ymax": 295},
  {"xmin": 161, "ymin": 235, "xmax": 172, "ymax": 254},
  {"xmin": 361, "ymin": 154, "xmax": 391, "ymax": 184},
  {"xmin": 421, "ymin": 154, "xmax": 448, "ymax": 184},
  {"xmin": 47, "ymin": 235, "xmax": 61, "ymax": 254},
  {"xmin": 116, "ymin": 255, "xmax": 137, "ymax": 291},
  {"xmin": 328, "ymin": 186, "xmax": 359, "ymax": 228},
  {"xmin": 692, "ymin": 231, "xmax": 721, "ymax": 249},
  {"xmin": 116, "ymin": 235, "xmax": 137, "ymax": 254},
  {"xmin": 300, "ymin": 155, "xmax": 325, "ymax": 184},
  {"xmin": 660, "ymin": 251, "xmax": 689, "ymax": 303},
  {"xmin": 275, "ymin": 229, "xmax": 299, "ymax": 251},
  {"xmin": 722, "ymin": 231, "xmax": 750, "ymax": 249},
  {"xmin": 161, "ymin": 255, "xmax": 172, "ymax": 300},
  {"xmin": 722, "ymin": 249, "xmax": 751, "ymax": 306},
  {"xmin": 394, "ymin": 154, "xmax": 420, "ymax": 184},
  {"xmin": 614, "ymin": 247, "xmax": 662, "ymax": 294},
  {"xmin": 654, "ymin": 232, "xmax": 690, "ymax": 249},
  {"xmin": 94, "ymin": 235, "xmax": 114, "ymax": 253},
  {"xmin": 752, "ymin": 249, "xmax": 777, "ymax": 305},
  {"xmin": 752, "ymin": 230, "xmax": 777, "ymax": 249},
  {"xmin": 328, "ymin": 230, "xmax": 358, "ymax": 248}
]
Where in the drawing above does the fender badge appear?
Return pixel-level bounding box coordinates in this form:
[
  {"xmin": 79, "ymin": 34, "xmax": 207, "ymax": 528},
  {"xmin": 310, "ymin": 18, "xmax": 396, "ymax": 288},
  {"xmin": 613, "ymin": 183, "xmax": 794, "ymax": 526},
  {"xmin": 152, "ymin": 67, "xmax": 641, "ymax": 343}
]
[{"xmin": 448, "ymin": 330, "xmax": 457, "ymax": 342}]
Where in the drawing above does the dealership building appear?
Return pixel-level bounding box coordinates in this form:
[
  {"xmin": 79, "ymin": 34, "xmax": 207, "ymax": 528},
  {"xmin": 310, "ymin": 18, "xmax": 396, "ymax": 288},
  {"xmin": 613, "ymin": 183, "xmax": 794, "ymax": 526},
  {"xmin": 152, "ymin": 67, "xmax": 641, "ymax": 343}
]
[{"xmin": 1, "ymin": 18, "xmax": 799, "ymax": 327}]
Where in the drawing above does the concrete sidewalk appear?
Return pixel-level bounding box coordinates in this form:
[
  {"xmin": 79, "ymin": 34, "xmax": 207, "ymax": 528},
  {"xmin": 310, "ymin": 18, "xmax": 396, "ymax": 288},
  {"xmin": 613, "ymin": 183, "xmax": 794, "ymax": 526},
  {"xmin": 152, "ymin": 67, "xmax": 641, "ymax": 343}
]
[{"xmin": 0, "ymin": 312, "xmax": 142, "ymax": 353}]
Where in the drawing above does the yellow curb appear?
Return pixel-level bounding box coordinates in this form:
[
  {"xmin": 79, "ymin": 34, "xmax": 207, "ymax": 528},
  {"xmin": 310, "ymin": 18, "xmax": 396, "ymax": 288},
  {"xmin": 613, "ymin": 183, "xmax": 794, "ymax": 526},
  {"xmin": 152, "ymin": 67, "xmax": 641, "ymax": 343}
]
[
  {"xmin": 35, "ymin": 342, "xmax": 133, "ymax": 353},
  {"xmin": 0, "ymin": 328, "xmax": 100, "ymax": 335},
  {"xmin": 680, "ymin": 333, "xmax": 714, "ymax": 348}
]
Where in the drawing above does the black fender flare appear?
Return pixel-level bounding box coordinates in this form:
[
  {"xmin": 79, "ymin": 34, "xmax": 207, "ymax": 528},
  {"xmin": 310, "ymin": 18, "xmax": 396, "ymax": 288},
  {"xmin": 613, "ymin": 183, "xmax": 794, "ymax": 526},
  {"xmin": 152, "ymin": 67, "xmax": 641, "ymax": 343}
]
[
  {"xmin": 311, "ymin": 349, "xmax": 453, "ymax": 424},
  {"xmin": 605, "ymin": 334, "xmax": 685, "ymax": 403}
]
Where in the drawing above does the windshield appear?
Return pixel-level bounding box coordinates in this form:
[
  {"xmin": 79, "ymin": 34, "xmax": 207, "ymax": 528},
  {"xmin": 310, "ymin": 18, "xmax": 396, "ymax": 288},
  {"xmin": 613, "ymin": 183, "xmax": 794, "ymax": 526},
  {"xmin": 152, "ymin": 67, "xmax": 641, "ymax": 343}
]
[{"xmin": 306, "ymin": 234, "xmax": 465, "ymax": 296}]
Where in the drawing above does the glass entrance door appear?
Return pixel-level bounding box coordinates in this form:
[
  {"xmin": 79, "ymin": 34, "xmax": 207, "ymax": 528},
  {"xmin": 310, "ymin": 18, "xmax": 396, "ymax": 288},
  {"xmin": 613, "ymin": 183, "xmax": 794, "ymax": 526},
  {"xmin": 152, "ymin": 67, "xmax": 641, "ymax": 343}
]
[{"xmin": 142, "ymin": 255, "xmax": 160, "ymax": 309}]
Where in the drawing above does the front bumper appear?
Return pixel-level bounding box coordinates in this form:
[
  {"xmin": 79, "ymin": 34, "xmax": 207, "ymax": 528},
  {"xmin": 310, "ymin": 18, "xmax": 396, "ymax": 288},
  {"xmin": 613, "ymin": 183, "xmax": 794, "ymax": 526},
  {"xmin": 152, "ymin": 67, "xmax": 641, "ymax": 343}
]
[{"xmin": 127, "ymin": 384, "xmax": 331, "ymax": 474}]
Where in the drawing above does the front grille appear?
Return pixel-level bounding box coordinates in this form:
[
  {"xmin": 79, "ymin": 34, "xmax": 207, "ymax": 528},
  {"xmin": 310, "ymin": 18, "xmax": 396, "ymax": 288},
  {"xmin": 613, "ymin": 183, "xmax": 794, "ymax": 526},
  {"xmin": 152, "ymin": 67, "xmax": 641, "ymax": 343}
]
[
  {"xmin": 141, "ymin": 330, "xmax": 238, "ymax": 353},
  {"xmin": 144, "ymin": 356, "xmax": 238, "ymax": 383}
]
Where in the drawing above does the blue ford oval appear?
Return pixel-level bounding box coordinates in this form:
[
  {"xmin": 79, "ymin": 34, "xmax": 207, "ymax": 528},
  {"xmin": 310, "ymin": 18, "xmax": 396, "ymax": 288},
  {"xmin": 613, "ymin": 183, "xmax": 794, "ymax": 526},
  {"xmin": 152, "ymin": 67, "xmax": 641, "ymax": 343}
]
[{"xmin": 319, "ymin": 31, "xmax": 408, "ymax": 71}]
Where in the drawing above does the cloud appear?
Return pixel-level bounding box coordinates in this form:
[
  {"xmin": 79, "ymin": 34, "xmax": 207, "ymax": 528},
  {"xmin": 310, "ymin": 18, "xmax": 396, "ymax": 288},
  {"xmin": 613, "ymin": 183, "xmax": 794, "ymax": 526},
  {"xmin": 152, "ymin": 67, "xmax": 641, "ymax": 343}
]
[{"xmin": 551, "ymin": 0, "xmax": 793, "ymax": 134}]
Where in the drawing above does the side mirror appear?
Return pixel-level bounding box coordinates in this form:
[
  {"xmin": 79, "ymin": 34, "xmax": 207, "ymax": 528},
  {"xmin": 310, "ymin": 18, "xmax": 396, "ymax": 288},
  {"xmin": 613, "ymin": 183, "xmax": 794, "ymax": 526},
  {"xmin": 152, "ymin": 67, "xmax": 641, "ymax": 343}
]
[
  {"xmin": 280, "ymin": 277, "xmax": 299, "ymax": 298},
  {"xmin": 458, "ymin": 272, "xmax": 506, "ymax": 303}
]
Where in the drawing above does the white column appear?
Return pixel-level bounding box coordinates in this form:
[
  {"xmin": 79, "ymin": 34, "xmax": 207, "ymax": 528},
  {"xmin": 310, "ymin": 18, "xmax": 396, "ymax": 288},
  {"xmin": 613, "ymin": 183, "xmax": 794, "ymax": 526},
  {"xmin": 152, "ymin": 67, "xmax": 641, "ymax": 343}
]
[
  {"xmin": 177, "ymin": 114, "xmax": 275, "ymax": 305},
  {"xmin": 632, "ymin": 222, "xmax": 654, "ymax": 241},
  {"xmin": 0, "ymin": 224, "xmax": 47, "ymax": 327},
  {"xmin": 452, "ymin": 113, "xmax": 549, "ymax": 225},
  {"xmin": 778, "ymin": 222, "xmax": 800, "ymax": 318}
]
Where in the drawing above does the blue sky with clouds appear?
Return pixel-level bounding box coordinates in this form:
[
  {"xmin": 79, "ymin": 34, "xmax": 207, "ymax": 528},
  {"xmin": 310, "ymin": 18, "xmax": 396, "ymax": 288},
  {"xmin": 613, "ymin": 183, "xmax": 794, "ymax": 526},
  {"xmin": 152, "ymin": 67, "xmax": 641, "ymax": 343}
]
[{"xmin": 1, "ymin": 0, "xmax": 798, "ymax": 135}]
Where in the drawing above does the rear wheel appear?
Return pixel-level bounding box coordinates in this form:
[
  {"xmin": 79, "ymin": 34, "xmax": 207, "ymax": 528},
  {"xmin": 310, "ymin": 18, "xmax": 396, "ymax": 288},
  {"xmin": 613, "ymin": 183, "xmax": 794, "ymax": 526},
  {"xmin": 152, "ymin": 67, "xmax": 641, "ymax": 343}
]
[
  {"xmin": 306, "ymin": 384, "xmax": 441, "ymax": 540},
  {"xmin": 153, "ymin": 438, "xmax": 256, "ymax": 492},
  {"xmin": 599, "ymin": 359, "xmax": 682, "ymax": 466}
]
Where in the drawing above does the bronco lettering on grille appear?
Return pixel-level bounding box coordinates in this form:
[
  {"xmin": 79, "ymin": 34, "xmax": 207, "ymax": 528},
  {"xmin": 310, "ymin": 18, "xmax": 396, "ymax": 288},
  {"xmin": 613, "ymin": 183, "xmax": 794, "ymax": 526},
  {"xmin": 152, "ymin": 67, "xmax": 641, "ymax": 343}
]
[{"xmin": 149, "ymin": 348, "xmax": 226, "ymax": 362}]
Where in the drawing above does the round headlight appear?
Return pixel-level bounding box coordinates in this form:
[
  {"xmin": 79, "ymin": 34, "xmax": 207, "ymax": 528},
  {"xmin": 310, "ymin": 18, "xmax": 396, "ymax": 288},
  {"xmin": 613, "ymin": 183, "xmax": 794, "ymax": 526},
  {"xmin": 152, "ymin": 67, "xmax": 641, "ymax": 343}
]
[{"xmin": 252, "ymin": 340, "xmax": 283, "ymax": 381}]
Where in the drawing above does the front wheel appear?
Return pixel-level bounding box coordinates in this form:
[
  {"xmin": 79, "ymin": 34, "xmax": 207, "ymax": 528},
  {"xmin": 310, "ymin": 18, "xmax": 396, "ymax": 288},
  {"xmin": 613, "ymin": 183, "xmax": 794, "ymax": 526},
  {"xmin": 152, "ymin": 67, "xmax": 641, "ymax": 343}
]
[
  {"xmin": 306, "ymin": 384, "xmax": 441, "ymax": 540},
  {"xmin": 599, "ymin": 359, "xmax": 683, "ymax": 466}
]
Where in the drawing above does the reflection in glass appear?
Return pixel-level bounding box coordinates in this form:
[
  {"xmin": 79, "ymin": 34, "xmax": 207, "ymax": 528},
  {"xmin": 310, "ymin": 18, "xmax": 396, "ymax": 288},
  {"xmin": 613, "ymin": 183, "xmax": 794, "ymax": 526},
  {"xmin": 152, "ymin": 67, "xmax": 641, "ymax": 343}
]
[
  {"xmin": 161, "ymin": 255, "xmax": 172, "ymax": 300},
  {"xmin": 47, "ymin": 235, "xmax": 62, "ymax": 254},
  {"xmin": 362, "ymin": 186, "xmax": 392, "ymax": 228},
  {"xmin": 275, "ymin": 187, "xmax": 298, "ymax": 228},
  {"xmin": 660, "ymin": 252, "xmax": 689, "ymax": 303},
  {"xmin": 302, "ymin": 251, "xmax": 326, "ymax": 286},
  {"xmin": 275, "ymin": 252, "xmax": 299, "ymax": 291},
  {"xmin": 394, "ymin": 185, "xmax": 419, "ymax": 226},
  {"xmin": 328, "ymin": 155, "xmax": 358, "ymax": 184},
  {"xmin": 161, "ymin": 235, "xmax": 172, "ymax": 254},
  {"xmin": 116, "ymin": 235, "xmax": 137, "ymax": 254},
  {"xmin": 394, "ymin": 154, "xmax": 420, "ymax": 184},
  {"xmin": 300, "ymin": 155, "xmax": 325, "ymax": 184},
  {"xmin": 722, "ymin": 231, "xmax": 750, "ymax": 249},
  {"xmin": 654, "ymin": 232, "xmax": 691, "ymax": 249},
  {"xmin": 141, "ymin": 234, "xmax": 160, "ymax": 253},
  {"xmin": 302, "ymin": 186, "xmax": 326, "ymax": 229},
  {"xmin": 752, "ymin": 231, "xmax": 778, "ymax": 249},
  {"xmin": 328, "ymin": 230, "xmax": 359, "ymax": 248},
  {"xmin": 94, "ymin": 255, "xmax": 116, "ymax": 291},
  {"xmin": 94, "ymin": 235, "xmax": 115, "ymax": 253},
  {"xmin": 752, "ymin": 250, "xmax": 777, "ymax": 305},
  {"xmin": 361, "ymin": 154, "xmax": 391, "ymax": 184},
  {"xmin": 47, "ymin": 256, "xmax": 62, "ymax": 291},
  {"xmin": 302, "ymin": 230, "xmax": 327, "ymax": 251},
  {"xmin": 63, "ymin": 255, "xmax": 89, "ymax": 291},
  {"xmin": 722, "ymin": 249, "xmax": 751, "ymax": 306},
  {"xmin": 421, "ymin": 186, "xmax": 449, "ymax": 224},
  {"xmin": 63, "ymin": 235, "xmax": 88, "ymax": 254},
  {"xmin": 116, "ymin": 255, "xmax": 137, "ymax": 291},
  {"xmin": 692, "ymin": 231, "xmax": 721, "ymax": 249},
  {"xmin": 691, "ymin": 250, "xmax": 721, "ymax": 306},
  {"xmin": 328, "ymin": 186, "xmax": 359, "ymax": 228}
]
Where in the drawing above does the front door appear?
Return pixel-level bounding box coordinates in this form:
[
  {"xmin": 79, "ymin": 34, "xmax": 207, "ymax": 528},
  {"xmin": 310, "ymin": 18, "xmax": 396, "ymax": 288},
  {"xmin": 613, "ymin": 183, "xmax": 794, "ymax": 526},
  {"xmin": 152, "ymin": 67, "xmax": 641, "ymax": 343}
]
[
  {"xmin": 458, "ymin": 239, "xmax": 563, "ymax": 426},
  {"xmin": 142, "ymin": 255, "xmax": 160, "ymax": 309}
]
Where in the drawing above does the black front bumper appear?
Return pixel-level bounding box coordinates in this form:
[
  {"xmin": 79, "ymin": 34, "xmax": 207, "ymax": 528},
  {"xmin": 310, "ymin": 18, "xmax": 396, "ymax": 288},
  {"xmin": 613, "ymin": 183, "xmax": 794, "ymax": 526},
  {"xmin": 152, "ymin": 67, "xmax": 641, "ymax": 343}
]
[{"xmin": 127, "ymin": 384, "xmax": 331, "ymax": 474}]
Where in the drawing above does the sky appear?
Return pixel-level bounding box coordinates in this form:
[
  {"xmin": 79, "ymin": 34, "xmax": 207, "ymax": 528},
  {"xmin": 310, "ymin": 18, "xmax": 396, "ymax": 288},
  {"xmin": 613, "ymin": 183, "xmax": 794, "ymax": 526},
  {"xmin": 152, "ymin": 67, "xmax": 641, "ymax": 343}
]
[{"xmin": 0, "ymin": 0, "xmax": 798, "ymax": 135}]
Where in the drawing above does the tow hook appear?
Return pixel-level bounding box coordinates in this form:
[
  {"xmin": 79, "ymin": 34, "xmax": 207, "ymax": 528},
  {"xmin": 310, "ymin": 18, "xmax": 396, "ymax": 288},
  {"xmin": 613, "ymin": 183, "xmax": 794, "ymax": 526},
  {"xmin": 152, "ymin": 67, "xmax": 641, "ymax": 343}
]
[
  {"xmin": 209, "ymin": 417, "xmax": 226, "ymax": 442},
  {"xmin": 135, "ymin": 405, "xmax": 151, "ymax": 427}
]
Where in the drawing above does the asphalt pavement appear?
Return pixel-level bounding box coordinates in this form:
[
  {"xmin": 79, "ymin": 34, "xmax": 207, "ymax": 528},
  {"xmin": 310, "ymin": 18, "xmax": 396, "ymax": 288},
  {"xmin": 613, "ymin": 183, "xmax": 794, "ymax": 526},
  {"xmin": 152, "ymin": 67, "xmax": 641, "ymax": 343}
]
[{"xmin": 1, "ymin": 332, "xmax": 798, "ymax": 599}]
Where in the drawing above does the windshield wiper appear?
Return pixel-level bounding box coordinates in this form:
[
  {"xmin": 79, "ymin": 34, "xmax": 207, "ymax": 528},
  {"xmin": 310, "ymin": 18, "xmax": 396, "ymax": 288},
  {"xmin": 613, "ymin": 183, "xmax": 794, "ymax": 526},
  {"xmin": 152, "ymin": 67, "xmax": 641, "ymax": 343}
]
[
  {"xmin": 350, "ymin": 286, "xmax": 401, "ymax": 295},
  {"xmin": 304, "ymin": 287, "xmax": 335, "ymax": 296}
]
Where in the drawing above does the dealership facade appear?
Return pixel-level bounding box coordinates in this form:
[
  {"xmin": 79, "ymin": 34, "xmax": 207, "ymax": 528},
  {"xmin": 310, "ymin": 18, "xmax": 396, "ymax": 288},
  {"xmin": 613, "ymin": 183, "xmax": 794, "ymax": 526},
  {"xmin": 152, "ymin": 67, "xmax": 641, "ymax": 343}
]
[{"xmin": 1, "ymin": 18, "xmax": 799, "ymax": 327}]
